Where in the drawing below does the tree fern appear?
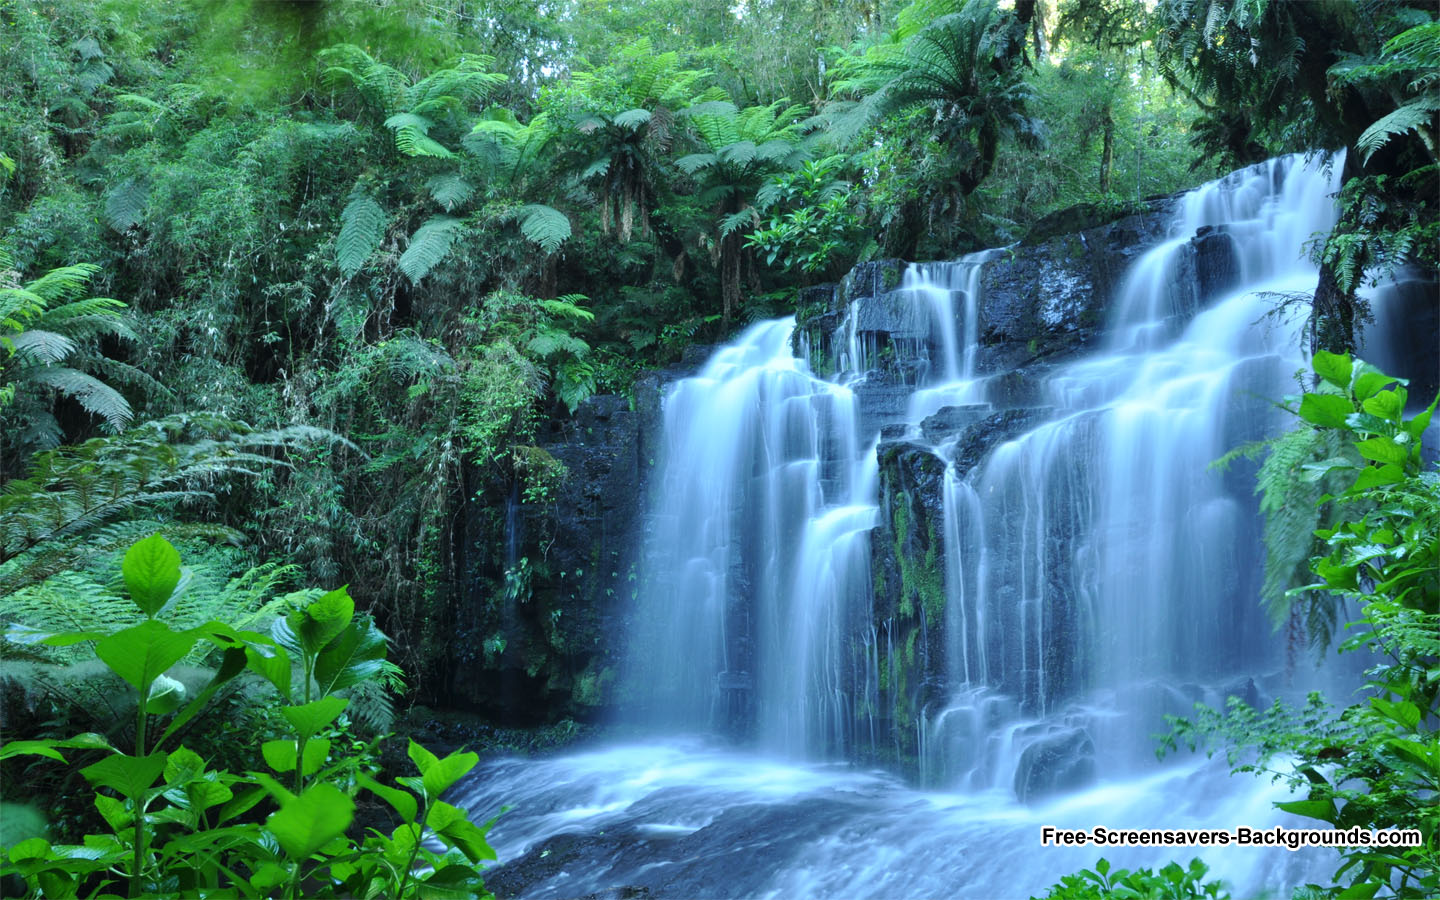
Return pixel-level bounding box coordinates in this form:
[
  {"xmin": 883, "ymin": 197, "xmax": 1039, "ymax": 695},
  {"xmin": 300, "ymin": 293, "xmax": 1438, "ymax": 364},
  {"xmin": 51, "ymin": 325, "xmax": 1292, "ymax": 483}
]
[
  {"xmin": 426, "ymin": 174, "xmax": 474, "ymax": 211},
  {"xmin": 1356, "ymin": 97, "xmax": 1440, "ymax": 163},
  {"xmin": 26, "ymin": 366, "xmax": 132, "ymax": 431},
  {"xmin": 336, "ymin": 195, "xmax": 388, "ymax": 278},
  {"xmin": 397, "ymin": 216, "xmax": 464, "ymax": 283},
  {"xmin": 1254, "ymin": 425, "xmax": 1352, "ymax": 647},
  {"xmin": 104, "ymin": 179, "xmax": 147, "ymax": 232},
  {"xmin": 515, "ymin": 204, "xmax": 571, "ymax": 254}
]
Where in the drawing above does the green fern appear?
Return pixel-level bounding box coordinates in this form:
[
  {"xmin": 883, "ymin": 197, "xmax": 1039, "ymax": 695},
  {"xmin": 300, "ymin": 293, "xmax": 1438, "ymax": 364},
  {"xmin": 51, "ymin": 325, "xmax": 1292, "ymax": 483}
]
[
  {"xmin": 103, "ymin": 179, "xmax": 147, "ymax": 232},
  {"xmin": 397, "ymin": 216, "xmax": 464, "ymax": 283},
  {"xmin": 0, "ymin": 413, "xmax": 346, "ymax": 564},
  {"xmin": 1253, "ymin": 425, "xmax": 1352, "ymax": 646},
  {"xmin": 1356, "ymin": 97, "xmax": 1440, "ymax": 163},
  {"xmin": 426, "ymin": 174, "xmax": 474, "ymax": 211},
  {"xmin": 514, "ymin": 204, "xmax": 571, "ymax": 253},
  {"xmin": 336, "ymin": 195, "xmax": 388, "ymax": 278}
]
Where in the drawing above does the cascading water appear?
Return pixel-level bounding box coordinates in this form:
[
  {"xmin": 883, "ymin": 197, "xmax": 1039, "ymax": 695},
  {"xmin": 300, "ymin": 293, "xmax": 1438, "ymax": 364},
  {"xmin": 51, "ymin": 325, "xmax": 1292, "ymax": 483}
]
[
  {"xmin": 455, "ymin": 155, "xmax": 1371, "ymax": 898},
  {"xmin": 626, "ymin": 321, "xmax": 876, "ymax": 756}
]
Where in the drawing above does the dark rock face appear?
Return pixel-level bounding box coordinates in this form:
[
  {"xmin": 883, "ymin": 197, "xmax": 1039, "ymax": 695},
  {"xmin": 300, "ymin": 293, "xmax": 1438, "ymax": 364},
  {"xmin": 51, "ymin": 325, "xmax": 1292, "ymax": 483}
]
[
  {"xmin": 446, "ymin": 356, "xmax": 700, "ymax": 723},
  {"xmin": 978, "ymin": 203, "xmax": 1172, "ymax": 358},
  {"xmin": 1013, "ymin": 727, "xmax": 1097, "ymax": 803}
]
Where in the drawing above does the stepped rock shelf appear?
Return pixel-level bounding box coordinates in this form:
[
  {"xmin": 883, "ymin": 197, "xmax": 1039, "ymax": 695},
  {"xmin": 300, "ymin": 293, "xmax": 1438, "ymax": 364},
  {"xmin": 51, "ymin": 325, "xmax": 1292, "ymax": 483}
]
[{"xmin": 449, "ymin": 155, "xmax": 1439, "ymax": 900}]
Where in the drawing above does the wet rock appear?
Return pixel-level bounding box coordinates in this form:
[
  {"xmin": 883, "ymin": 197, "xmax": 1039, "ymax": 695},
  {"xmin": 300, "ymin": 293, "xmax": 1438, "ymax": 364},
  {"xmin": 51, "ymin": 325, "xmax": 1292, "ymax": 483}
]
[
  {"xmin": 1013, "ymin": 727, "xmax": 1097, "ymax": 803},
  {"xmin": 919, "ymin": 405, "xmax": 989, "ymax": 445},
  {"xmin": 947, "ymin": 408, "xmax": 1055, "ymax": 476},
  {"xmin": 979, "ymin": 202, "xmax": 1173, "ymax": 359}
]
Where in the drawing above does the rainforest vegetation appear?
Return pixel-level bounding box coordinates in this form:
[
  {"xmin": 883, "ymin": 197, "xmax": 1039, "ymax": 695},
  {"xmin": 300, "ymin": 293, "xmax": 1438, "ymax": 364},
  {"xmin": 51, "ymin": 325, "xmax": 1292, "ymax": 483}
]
[{"xmin": 0, "ymin": 0, "xmax": 1436, "ymax": 897}]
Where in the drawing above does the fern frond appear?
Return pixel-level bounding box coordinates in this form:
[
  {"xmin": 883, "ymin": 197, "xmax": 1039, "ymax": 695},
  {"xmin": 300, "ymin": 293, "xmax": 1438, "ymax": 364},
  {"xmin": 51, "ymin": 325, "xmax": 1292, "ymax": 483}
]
[
  {"xmin": 104, "ymin": 179, "xmax": 147, "ymax": 232},
  {"xmin": 515, "ymin": 204, "xmax": 572, "ymax": 254},
  {"xmin": 426, "ymin": 174, "xmax": 475, "ymax": 211},
  {"xmin": 26, "ymin": 366, "xmax": 132, "ymax": 431},
  {"xmin": 398, "ymin": 216, "xmax": 464, "ymax": 283},
  {"xmin": 1356, "ymin": 97, "xmax": 1440, "ymax": 164},
  {"xmin": 336, "ymin": 195, "xmax": 388, "ymax": 278}
]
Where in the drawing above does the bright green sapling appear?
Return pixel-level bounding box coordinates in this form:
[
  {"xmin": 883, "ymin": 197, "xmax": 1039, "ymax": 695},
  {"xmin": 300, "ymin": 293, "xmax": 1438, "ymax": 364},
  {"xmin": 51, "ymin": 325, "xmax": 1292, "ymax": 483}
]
[{"xmin": 0, "ymin": 534, "xmax": 496, "ymax": 899}]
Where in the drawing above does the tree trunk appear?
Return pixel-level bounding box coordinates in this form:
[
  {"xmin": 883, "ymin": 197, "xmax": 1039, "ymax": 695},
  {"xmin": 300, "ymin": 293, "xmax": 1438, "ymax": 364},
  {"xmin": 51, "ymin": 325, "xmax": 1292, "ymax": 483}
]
[
  {"xmin": 721, "ymin": 233, "xmax": 741, "ymax": 329},
  {"xmin": 1100, "ymin": 106, "xmax": 1115, "ymax": 194},
  {"xmin": 1309, "ymin": 151, "xmax": 1364, "ymax": 354}
]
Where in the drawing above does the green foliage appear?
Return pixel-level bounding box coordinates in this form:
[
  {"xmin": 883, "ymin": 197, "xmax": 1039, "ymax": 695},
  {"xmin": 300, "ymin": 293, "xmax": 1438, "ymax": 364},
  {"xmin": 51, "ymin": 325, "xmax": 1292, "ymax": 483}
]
[
  {"xmin": 336, "ymin": 195, "xmax": 389, "ymax": 279},
  {"xmin": 0, "ymin": 413, "xmax": 341, "ymax": 566},
  {"xmin": 1161, "ymin": 352, "xmax": 1439, "ymax": 899},
  {"xmin": 0, "ymin": 537, "xmax": 495, "ymax": 900},
  {"xmin": 747, "ymin": 155, "xmax": 871, "ymax": 278},
  {"xmin": 1, "ymin": 260, "xmax": 135, "ymax": 446},
  {"xmin": 397, "ymin": 216, "xmax": 465, "ymax": 284},
  {"xmin": 1034, "ymin": 857, "xmax": 1229, "ymax": 900}
]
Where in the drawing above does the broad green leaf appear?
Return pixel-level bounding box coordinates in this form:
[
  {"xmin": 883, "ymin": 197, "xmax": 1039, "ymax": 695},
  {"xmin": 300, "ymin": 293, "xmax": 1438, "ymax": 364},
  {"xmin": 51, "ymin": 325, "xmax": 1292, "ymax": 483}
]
[
  {"xmin": 1361, "ymin": 389, "xmax": 1406, "ymax": 422},
  {"xmin": 1370, "ymin": 698, "xmax": 1422, "ymax": 730},
  {"xmin": 357, "ymin": 774, "xmax": 417, "ymax": 822},
  {"xmin": 1311, "ymin": 350, "xmax": 1351, "ymax": 390},
  {"xmin": 1350, "ymin": 464, "xmax": 1404, "ymax": 492},
  {"xmin": 287, "ymin": 587, "xmax": 354, "ymax": 657},
  {"xmin": 217, "ymin": 786, "xmax": 267, "ymax": 824},
  {"xmin": 1405, "ymin": 394, "xmax": 1437, "ymax": 440},
  {"xmin": 164, "ymin": 746, "xmax": 206, "ymax": 783},
  {"xmin": 314, "ymin": 618, "xmax": 387, "ymax": 695},
  {"xmin": 265, "ymin": 783, "xmax": 355, "ymax": 860},
  {"xmin": 1387, "ymin": 738, "xmax": 1440, "ymax": 775},
  {"xmin": 93, "ymin": 794, "xmax": 131, "ymax": 831},
  {"xmin": 1355, "ymin": 436, "xmax": 1407, "ymax": 466},
  {"xmin": 186, "ymin": 776, "xmax": 234, "ymax": 812},
  {"xmin": 95, "ymin": 620, "xmax": 198, "ymax": 692},
  {"xmin": 417, "ymin": 865, "xmax": 488, "ymax": 899},
  {"xmin": 427, "ymin": 801, "xmax": 496, "ymax": 863},
  {"xmin": 1353, "ymin": 371, "xmax": 1398, "ymax": 402},
  {"xmin": 262, "ymin": 739, "xmax": 330, "ymax": 776},
  {"xmin": 1298, "ymin": 393, "xmax": 1353, "ymax": 429},
  {"xmin": 159, "ymin": 646, "xmax": 249, "ymax": 746},
  {"xmin": 420, "ymin": 748, "xmax": 479, "ymax": 800},
  {"xmin": 280, "ymin": 696, "xmax": 349, "ymax": 742},
  {"xmin": 1, "ymin": 733, "xmax": 115, "ymax": 763},
  {"xmin": 262, "ymin": 740, "xmax": 298, "ymax": 773},
  {"xmin": 1275, "ymin": 798, "xmax": 1336, "ymax": 823},
  {"xmin": 122, "ymin": 533, "xmax": 181, "ymax": 617},
  {"xmin": 9, "ymin": 838, "xmax": 50, "ymax": 862},
  {"xmin": 1337, "ymin": 881, "xmax": 1383, "ymax": 899},
  {"xmin": 145, "ymin": 673, "xmax": 187, "ymax": 714},
  {"xmin": 245, "ymin": 646, "xmax": 293, "ymax": 701},
  {"xmin": 80, "ymin": 752, "xmax": 167, "ymax": 802},
  {"xmin": 3, "ymin": 623, "xmax": 105, "ymax": 646}
]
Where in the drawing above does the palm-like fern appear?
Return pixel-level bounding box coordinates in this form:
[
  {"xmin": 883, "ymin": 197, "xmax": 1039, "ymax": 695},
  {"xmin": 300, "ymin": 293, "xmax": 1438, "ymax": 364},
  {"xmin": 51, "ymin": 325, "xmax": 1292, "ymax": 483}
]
[
  {"xmin": 1332, "ymin": 20, "xmax": 1440, "ymax": 164},
  {"xmin": 568, "ymin": 40, "xmax": 708, "ymax": 243},
  {"xmin": 828, "ymin": 0, "xmax": 1038, "ymax": 193},
  {"xmin": 1, "ymin": 260, "xmax": 135, "ymax": 449},
  {"xmin": 676, "ymin": 93, "xmax": 812, "ymax": 324},
  {"xmin": 465, "ymin": 110, "xmax": 574, "ymax": 255},
  {"xmin": 319, "ymin": 44, "xmax": 506, "ymax": 159}
]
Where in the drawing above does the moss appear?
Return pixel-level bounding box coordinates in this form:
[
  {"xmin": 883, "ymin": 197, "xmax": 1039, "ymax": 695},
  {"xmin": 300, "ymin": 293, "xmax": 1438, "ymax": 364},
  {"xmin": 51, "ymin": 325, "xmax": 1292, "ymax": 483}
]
[
  {"xmin": 919, "ymin": 521, "xmax": 945, "ymax": 624},
  {"xmin": 572, "ymin": 663, "xmax": 615, "ymax": 707},
  {"xmin": 880, "ymin": 262, "xmax": 901, "ymax": 291}
]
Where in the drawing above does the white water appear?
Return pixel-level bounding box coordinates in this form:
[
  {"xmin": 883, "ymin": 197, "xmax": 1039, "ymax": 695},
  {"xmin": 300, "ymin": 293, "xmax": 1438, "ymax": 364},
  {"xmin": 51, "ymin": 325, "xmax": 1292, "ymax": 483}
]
[{"xmin": 460, "ymin": 156, "xmax": 1361, "ymax": 898}]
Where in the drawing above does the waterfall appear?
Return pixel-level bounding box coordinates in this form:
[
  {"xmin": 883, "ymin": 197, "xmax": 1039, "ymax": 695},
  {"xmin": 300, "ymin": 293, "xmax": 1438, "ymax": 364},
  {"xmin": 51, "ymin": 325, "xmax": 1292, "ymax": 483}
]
[
  {"xmin": 458, "ymin": 155, "xmax": 1380, "ymax": 899},
  {"xmin": 627, "ymin": 320, "xmax": 876, "ymax": 755}
]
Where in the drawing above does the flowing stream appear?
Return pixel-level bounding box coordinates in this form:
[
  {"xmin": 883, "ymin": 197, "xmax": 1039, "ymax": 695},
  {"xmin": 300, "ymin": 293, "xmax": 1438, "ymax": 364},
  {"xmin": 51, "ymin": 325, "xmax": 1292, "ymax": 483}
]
[{"xmin": 456, "ymin": 156, "xmax": 1372, "ymax": 898}]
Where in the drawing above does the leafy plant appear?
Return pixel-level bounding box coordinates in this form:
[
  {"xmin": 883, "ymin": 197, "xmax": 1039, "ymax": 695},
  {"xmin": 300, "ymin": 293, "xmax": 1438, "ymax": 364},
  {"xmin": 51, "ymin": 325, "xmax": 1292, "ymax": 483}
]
[
  {"xmin": 0, "ymin": 535, "xmax": 496, "ymax": 899},
  {"xmin": 1033, "ymin": 857, "xmax": 1229, "ymax": 900},
  {"xmin": 1161, "ymin": 351, "xmax": 1439, "ymax": 899}
]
